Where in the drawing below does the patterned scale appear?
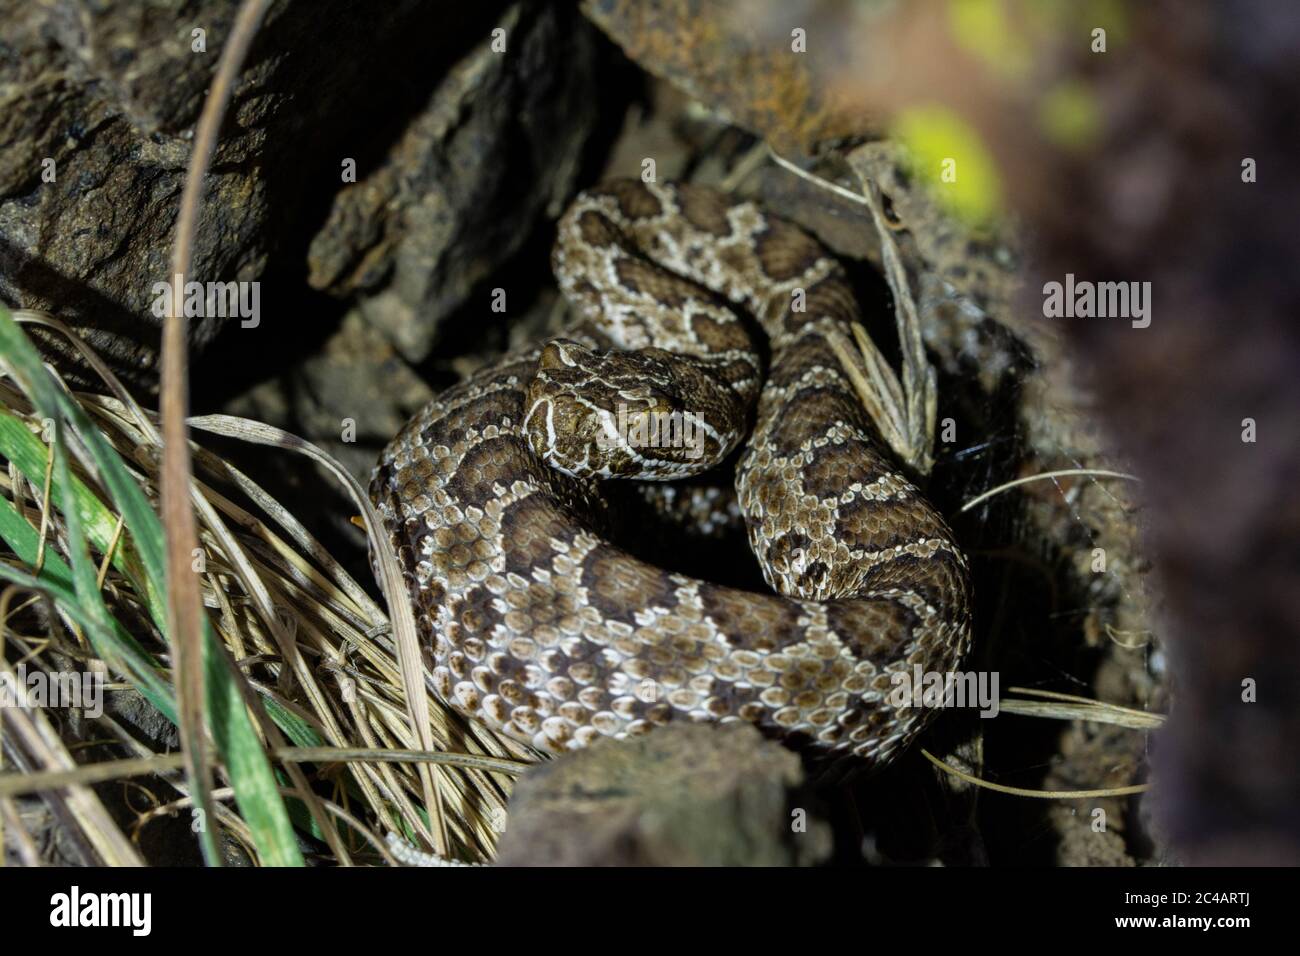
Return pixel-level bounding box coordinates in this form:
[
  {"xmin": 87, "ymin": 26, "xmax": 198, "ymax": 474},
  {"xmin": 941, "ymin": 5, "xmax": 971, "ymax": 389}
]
[{"xmin": 371, "ymin": 180, "xmax": 972, "ymax": 767}]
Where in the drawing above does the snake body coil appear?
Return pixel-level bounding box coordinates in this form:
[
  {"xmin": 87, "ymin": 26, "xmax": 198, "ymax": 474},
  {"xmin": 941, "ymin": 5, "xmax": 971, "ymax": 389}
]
[{"xmin": 371, "ymin": 180, "xmax": 972, "ymax": 767}]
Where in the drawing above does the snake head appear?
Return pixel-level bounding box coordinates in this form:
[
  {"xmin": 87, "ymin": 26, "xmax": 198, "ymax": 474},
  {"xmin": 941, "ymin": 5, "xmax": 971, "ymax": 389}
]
[{"xmin": 523, "ymin": 339, "xmax": 739, "ymax": 481}]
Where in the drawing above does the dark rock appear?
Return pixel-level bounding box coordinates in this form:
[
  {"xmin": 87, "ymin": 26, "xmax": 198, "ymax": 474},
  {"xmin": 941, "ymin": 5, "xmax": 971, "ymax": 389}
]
[
  {"xmin": 307, "ymin": 3, "xmax": 601, "ymax": 363},
  {"xmin": 223, "ymin": 306, "xmax": 433, "ymax": 507},
  {"xmin": 0, "ymin": 0, "xmax": 257, "ymax": 385},
  {"xmin": 0, "ymin": 0, "xmax": 600, "ymax": 385},
  {"xmin": 496, "ymin": 723, "xmax": 831, "ymax": 866}
]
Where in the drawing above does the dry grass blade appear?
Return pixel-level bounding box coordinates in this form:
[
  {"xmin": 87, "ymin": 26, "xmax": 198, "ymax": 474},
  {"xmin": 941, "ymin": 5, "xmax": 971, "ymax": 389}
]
[
  {"xmin": 186, "ymin": 414, "xmax": 450, "ymax": 853},
  {"xmin": 1000, "ymin": 686, "xmax": 1165, "ymax": 730},
  {"xmin": 767, "ymin": 147, "xmax": 937, "ymax": 474},
  {"xmin": 961, "ymin": 469, "xmax": 1139, "ymax": 512},
  {"xmin": 0, "ymin": 798, "xmax": 41, "ymax": 866},
  {"xmin": 0, "ymin": 657, "xmax": 143, "ymax": 866},
  {"xmin": 130, "ymin": 786, "xmax": 401, "ymax": 865},
  {"xmin": 0, "ymin": 747, "xmax": 526, "ymax": 799},
  {"xmin": 855, "ymin": 178, "xmax": 938, "ymax": 473},
  {"xmin": 825, "ymin": 326, "xmax": 911, "ymax": 458},
  {"xmin": 921, "ymin": 749, "xmax": 1148, "ymax": 800},
  {"xmin": 997, "ymin": 699, "xmax": 1164, "ymax": 729},
  {"xmin": 162, "ymin": 0, "xmax": 274, "ymax": 866}
]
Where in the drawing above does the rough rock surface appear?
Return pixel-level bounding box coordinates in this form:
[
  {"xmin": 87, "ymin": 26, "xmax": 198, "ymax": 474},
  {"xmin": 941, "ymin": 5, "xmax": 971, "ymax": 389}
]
[
  {"xmin": 496, "ymin": 723, "xmax": 831, "ymax": 866},
  {"xmin": 0, "ymin": 0, "xmax": 600, "ymax": 385},
  {"xmin": 306, "ymin": 2, "xmax": 601, "ymax": 363},
  {"xmin": 580, "ymin": 0, "xmax": 875, "ymax": 156},
  {"xmin": 0, "ymin": 0, "xmax": 265, "ymax": 384},
  {"xmin": 223, "ymin": 307, "xmax": 434, "ymax": 537}
]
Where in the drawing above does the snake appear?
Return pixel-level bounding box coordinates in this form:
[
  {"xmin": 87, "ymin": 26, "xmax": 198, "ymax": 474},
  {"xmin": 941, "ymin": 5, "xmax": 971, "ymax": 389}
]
[{"xmin": 370, "ymin": 179, "xmax": 972, "ymax": 768}]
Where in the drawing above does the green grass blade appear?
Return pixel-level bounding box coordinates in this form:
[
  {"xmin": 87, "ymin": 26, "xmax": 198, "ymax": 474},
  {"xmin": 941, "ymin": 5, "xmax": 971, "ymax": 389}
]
[
  {"xmin": 50, "ymin": 413, "xmax": 216, "ymax": 864},
  {"xmin": 0, "ymin": 495, "xmax": 176, "ymax": 714},
  {"xmin": 0, "ymin": 305, "xmax": 304, "ymax": 866},
  {"xmin": 0, "ymin": 410, "xmax": 162, "ymax": 624}
]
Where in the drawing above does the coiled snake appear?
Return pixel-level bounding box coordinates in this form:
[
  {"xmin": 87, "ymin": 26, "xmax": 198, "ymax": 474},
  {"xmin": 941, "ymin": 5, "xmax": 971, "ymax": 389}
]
[{"xmin": 371, "ymin": 180, "xmax": 972, "ymax": 767}]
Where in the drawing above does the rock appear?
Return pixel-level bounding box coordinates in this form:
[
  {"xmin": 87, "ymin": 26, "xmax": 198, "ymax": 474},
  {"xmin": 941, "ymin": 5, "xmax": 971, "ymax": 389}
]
[
  {"xmin": 307, "ymin": 3, "xmax": 601, "ymax": 363},
  {"xmin": 0, "ymin": 0, "xmax": 600, "ymax": 385},
  {"xmin": 0, "ymin": 0, "xmax": 265, "ymax": 386},
  {"xmin": 496, "ymin": 723, "xmax": 831, "ymax": 866},
  {"xmin": 1046, "ymin": 722, "xmax": 1147, "ymax": 867},
  {"xmin": 580, "ymin": 0, "xmax": 875, "ymax": 156},
  {"xmin": 223, "ymin": 306, "xmax": 434, "ymax": 540}
]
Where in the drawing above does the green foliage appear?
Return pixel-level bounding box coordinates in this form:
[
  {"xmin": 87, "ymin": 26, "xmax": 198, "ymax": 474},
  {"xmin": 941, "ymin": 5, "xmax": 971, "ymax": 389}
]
[{"xmin": 0, "ymin": 304, "xmax": 304, "ymax": 866}]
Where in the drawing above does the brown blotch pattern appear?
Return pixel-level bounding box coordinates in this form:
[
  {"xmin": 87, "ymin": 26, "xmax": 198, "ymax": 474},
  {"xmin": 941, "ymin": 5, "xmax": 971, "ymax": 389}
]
[
  {"xmin": 698, "ymin": 581, "xmax": 803, "ymax": 651},
  {"xmin": 498, "ymin": 496, "xmax": 569, "ymax": 578},
  {"xmin": 580, "ymin": 548, "xmax": 678, "ymax": 626},
  {"xmin": 754, "ymin": 220, "xmax": 826, "ymax": 282},
  {"xmin": 676, "ymin": 183, "xmax": 734, "ymax": 236},
  {"xmin": 608, "ymin": 180, "xmax": 664, "ymax": 220},
  {"xmin": 371, "ymin": 179, "xmax": 972, "ymax": 765}
]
